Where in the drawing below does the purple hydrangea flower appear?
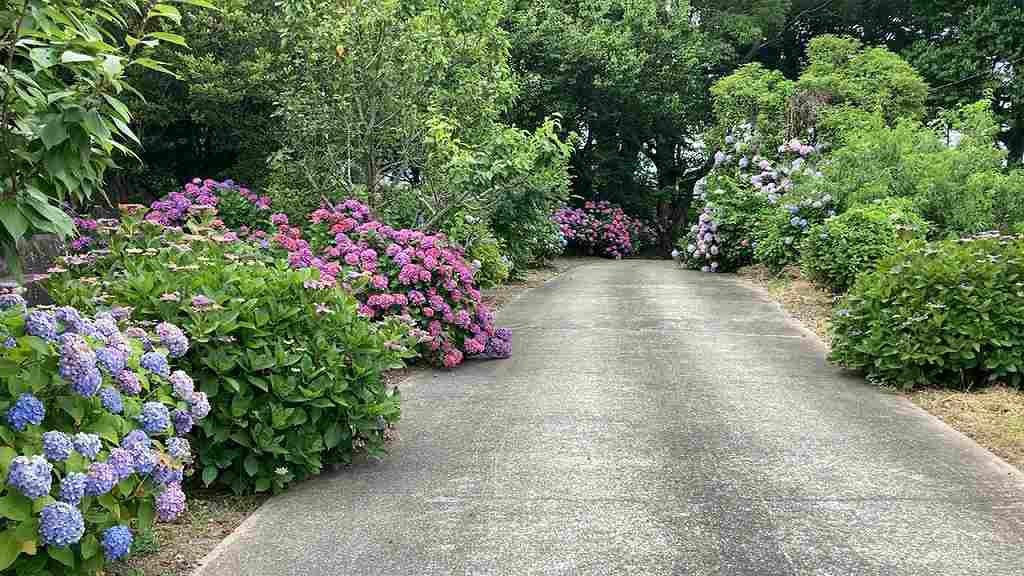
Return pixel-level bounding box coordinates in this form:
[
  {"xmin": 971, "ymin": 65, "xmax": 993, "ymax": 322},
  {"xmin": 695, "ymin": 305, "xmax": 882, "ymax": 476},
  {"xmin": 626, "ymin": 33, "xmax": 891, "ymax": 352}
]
[
  {"xmin": 155, "ymin": 482, "xmax": 186, "ymax": 521},
  {"xmin": 152, "ymin": 462, "xmax": 183, "ymax": 486},
  {"xmin": 42, "ymin": 431, "xmax": 73, "ymax": 461},
  {"xmin": 73, "ymin": 432, "xmax": 102, "ymax": 460},
  {"xmin": 155, "ymin": 322, "xmax": 188, "ymax": 358},
  {"xmin": 54, "ymin": 306, "xmax": 82, "ymax": 328},
  {"xmin": 38, "ymin": 502, "xmax": 85, "ymax": 546},
  {"xmin": 25, "ymin": 310, "xmax": 58, "ymax": 340},
  {"xmin": 101, "ymin": 525, "xmax": 133, "ymax": 560},
  {"xmin": 96, "ymin": 347, "xmax": 126, "ymax": 375},
  {"xmin": 2, "ymin": 335, "xmax": 15, "ymax": 348},
  {"xmin": 131, "ymin": 446, "xmax": 157, "ymax": 475},
  {"xmin": 107, "ymin": 447, "xmax": 135, "ymax": 480},
  {"xmin": 0, "ymin": 293, "xmax": 27, "ymax": 312},
  {"xmin": 99, "ymin": 386, "xmax": 123, "ymax": 414},
  {"xmin": 6, "ymin": 455, "xmax": 53, "ymax": 498},
  {"xmin": 171, "ymin": 408, "xmax": 193, "ymax": 435},
  {"xmin": 121, "ymin": 429, "xmax": 151, "ymax": 451},
  {"xmin": 189, "ymin": 391, "xmax": 210, "ymax": 420},
  {"xmin": 116, "ymin": 369, "xmax": 142, "ymax": 395},
  {"xmin": 84, "ymin": 462, "xmax": 117, "ymax": 496},
  {"xmin": 71, "ymin": 367, "xmax": 102, "ymax": 397},
  {"xmin": 169, "ymin": 370, "xmax": 194, "ymax": 401},
  {"xmin": 93, "ymin": 313, "xmax": 119, "ymax": 337},
  {"xmin": 166, "ymin": 437, "xmax": 191, "ymax": 463},
  {"xmin": 140, "ymin": 351, "xmax": 170, "ymax": 378},
  {"xmin": 58, "ymin": 471, "xmax": 87, "ymax": 505},
  {"xmin": 5, "ymin": 392, "xmax": 44, "ymax": 430},
  {"xmin": 137, "ymin": 402, "xmax": 170, "ymax": 434}
]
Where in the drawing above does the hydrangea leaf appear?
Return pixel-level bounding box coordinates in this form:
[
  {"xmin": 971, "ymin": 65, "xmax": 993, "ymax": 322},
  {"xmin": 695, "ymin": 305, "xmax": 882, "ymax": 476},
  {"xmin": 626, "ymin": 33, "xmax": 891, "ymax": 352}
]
[
  {"xmin": 47, "ymin": 545, "xmax": 75, "ymax": 568},
  {"xmin": 80, "ymin": 533, "xmax": 99, "ymax": 560},
  {"xmin": 0, "ymin": 529, "xmax": 20, "ymax": 571},
  {"xmin": 0, "ymin": 493, "xmax": 32, "ymax": 521}
]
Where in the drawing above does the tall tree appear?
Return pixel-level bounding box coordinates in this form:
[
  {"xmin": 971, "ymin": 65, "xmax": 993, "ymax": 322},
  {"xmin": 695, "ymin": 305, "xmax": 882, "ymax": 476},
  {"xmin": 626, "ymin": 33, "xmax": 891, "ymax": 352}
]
[{"xmin": 506, "ymin": 0, "xmax": 788, "ymax": 254}]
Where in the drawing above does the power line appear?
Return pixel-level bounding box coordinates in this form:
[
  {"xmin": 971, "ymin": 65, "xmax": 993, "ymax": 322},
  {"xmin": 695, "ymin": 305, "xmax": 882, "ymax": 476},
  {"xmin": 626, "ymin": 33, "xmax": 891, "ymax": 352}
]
[{"xmin": 930, "ymin": 54, "xmax": 1024, "ymax": 92}]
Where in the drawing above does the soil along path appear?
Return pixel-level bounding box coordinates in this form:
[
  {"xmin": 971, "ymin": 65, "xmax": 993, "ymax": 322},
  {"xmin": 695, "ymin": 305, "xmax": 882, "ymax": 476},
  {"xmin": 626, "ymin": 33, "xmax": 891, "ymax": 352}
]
[{"xmin": 195, "ymin": 261, "xmax": 1024, "ymax": 576}]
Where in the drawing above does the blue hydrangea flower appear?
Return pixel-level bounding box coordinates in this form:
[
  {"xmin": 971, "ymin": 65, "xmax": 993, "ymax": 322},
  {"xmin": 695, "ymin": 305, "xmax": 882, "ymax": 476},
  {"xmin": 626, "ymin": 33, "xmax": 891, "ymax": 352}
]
[
  {"xmin": 96, "ymin": 347, "xmax": 126, "ymax": 376},
  {"xmin": 101, "ymin": 525, "xmax": 133, "ymax": 560},
  {"xmin": 105, "ymin": 332, "xmax": 130, "ymax": 356},
  {"xmin": 140, "ymin": 351, "xmax": 170, "ymax": 378},
  {"xmin": 137, "ymin": 402, "xmax": 170, "ymax": 434},
  {"xmin": 166, "ymin": 437, "xmax": 191, "ymax": 463},
  {"xmin": 171, "ymin": 408, "xmax": 193, "ymax": 435},
  {"xmin": 71, "ymin": 367, "xmax": 102, "ymax": 397},
  {"xmin": 0, "ymin": 293, "xmax": 27, "ymax": 312},
  {"xmin": 107, "ymin": 447, "xmax": 135, "ymax": 480},
  {"xmin": 153, "ymin": 463, "xmax": 183, "ymax": 486},
  {"xmin": 120, "ymin": 429, "xmax": 151, "ymax": 451},
  {"xmin": 169, "ymin": 371, "xmax": 194, "ymax": 401},
  {"xmin": 2, "ymin": 335, "xmax": 15, "ymax": 348},
  {"xmin": 73, "ymin": 432, "xmax": 102, "ymax": 460},
  {"xmin": 155, "ymin": 482, "xmax": 186, "ymax": 521},
  {"xmin": 25, "ymin": 310, "xmax": 58, "ymax": 341},
  {"xmin": 189, "ymin": 391, "xmax": 210, "ymax": 420},
  {"xmin": 54, "ymin": 306, "xmax": 82, "ymax": 328},
  {"xmin": 84, "ymin": 462, "xmax": 117, "ymax": 496},
  {"xmin": 6, "ymin": 455, "xmax": 53, "ymax": 498},
  {"xmin": 42, "ymin": 431, "xmax": 73, "ymax": 461},
  {"xmin": 116, "ymin": 370, "xmax": 142, "ymax": 395},
  {"xmin": 99, "ymin": 386, "xmax": 123, "ymax": 414},
  {"xmin": 94, "ymin": 313, "xmax": 119, "ymax": 337},
  {"xmin": 131, "ymin": 446, "xmax": 157, "ymax": 475},
  {"xmin": 73, "ymin": 318, "xmax": 103, "ymax": 339},
  {"xmin": 58, "ymin": 472, "xmax": 87, "ymax": 505},
  {"xmin": 5, "ymin": 392, "xmax": 44, "ymax": 430},
  {"xmin": 38, "ymin": 502, "xmax": 85, "ymax": 547}
]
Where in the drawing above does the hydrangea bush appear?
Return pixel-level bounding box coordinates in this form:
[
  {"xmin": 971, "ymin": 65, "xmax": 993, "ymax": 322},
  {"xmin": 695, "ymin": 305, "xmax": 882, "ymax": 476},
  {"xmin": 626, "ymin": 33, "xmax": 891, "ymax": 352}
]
[
  {"xmin": 0, "ymin": 295, "xmax": 204, "ymax": 573},
  {"xmin": 800, "ymin": 198, "xmax": 928, "ymax": 293},
  {"xmin": 830, "ymin": 234, "xmax": 1024, "ymax": 389},
  {"xmin": 268, "ymin": 200, "xmax": 513, "ymax": 368},
  {"xmin": 145, "ymin": 177, "xmax": 272, "ymax": 232},
  {"xmin": 682, "ymin": 128, "xmax": 827, "ymax": 273},
  {"xmin": 44, "ymin": 211, "xmax": 417, "ymax": 494},
  {"xmin": 553, "ymin": 201, "xmax": 649, "ymax": 258}
]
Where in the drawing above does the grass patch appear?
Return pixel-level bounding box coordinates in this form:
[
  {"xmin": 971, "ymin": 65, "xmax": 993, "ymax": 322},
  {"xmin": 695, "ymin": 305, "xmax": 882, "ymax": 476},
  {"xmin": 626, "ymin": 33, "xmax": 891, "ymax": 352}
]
[
  {"xmin": 109, "ymin": 489, "xmax": 267, "ymax": 576},
  {"xmin": 735, "ymin": 263, "xmax": 1024, "ymax": 472},
  {"xmin": 909, "ymin": 386, "xmax": 1024, "ymax": 471}
]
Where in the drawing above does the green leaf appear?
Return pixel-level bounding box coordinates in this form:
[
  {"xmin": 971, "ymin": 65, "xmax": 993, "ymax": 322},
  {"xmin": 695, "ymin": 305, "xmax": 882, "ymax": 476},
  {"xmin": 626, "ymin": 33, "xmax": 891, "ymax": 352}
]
[
  {"xmin": 0, "ymin": 529, "xmax": 20, "ymax": 571},
  {"xmin": 60, "ymin": 51, "xmax": 95, "ymax": 64},
  {"xmin": 243, "ymin": 454, "xmax": 259, "ymax": 477},
  {"xmin": 202, "ymin": 465, "xmax": 218, "ymax": 486},
  {"xmin": 39, "ymin": 117, "xmax": 69, "ymax": 149},
  {"xmin": 0, "ymin": 493, "xmax": 32, "ymax": 521},
  {"xmin": 147, "ymin": 4, "xmax": 182, "ymax": 25},
  {"xmin": 48, "ymin": 545, "xmax": 75, "ymax": 568},
  {"xmin": 169, "ymin": 0, "xmax": 221, "ymax": 9},
  {"xmin": 80, "ymin": 534, "xmax": 99, "ymax": 560},
  {"xmin": 324, "ymin": 423, "xmax": 342, "ymax": 449},
  {"xmin": 102, "ymin": 94, "xmax": 132, "ymax": 123},
  {"xmin": 0, "ymin": 202, "xmax": 29, "ymax": 243},
  {"xmin": 146, "ymin": 32, "xmax": 188, "ymax": 47},
  {"xmin": 137, "ymin": 500, "xmax": 154, "ymax": 533}
]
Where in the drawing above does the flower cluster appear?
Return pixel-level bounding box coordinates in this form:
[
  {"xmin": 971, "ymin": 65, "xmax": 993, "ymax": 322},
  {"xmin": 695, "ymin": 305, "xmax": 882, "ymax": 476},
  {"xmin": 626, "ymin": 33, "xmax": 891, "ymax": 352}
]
[
  {"xmin": 712, "ymin": 126, "xmax": 824, "ymax": 205},
  {"xmin": 0, "ymin": 303, "xmax": 207, "ymax": 571},
  {"xmin": 269, "ymin": 199, "xmax": 510, "ymax": 367},
  {"xmin": 145, "ymin": 178, "xmax": 271, "ymax": 228},
  {"xmin": 552, "ymin": 201, "xmax": 650, "ymax": 258},
  {"xmin": 685, "ymin": 208, "xmax": 723, "ymax": 272}
]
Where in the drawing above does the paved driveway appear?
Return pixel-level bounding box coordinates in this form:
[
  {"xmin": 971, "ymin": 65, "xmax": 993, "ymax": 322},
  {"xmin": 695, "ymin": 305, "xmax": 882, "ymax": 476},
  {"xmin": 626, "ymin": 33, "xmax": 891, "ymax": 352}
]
[{"xmin": 197, "ymin": 260, "xmax": 1024, "ymax": 575}]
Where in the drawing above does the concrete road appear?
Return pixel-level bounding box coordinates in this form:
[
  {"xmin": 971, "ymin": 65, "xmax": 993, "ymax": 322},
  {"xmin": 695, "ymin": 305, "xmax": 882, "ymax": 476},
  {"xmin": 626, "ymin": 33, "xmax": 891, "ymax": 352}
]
[{"xmin": 196, "ymin": 260, "xmax": 1024, "ymax": 576}]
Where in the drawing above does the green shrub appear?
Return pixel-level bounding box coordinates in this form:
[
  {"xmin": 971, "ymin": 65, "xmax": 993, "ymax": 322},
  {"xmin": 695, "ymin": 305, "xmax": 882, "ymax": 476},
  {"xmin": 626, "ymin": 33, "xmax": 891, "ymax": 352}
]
[
  {"xmin": 45, "ymin": 214, "xmax": 415, "ymax": 494},
  {"xmin": 679, "ymin": 176, "xmax": 769, "ymax": 272},
  {"xmin": 800, "ymin": 199, "xmax": 928, "ymax": 293},
  {"xmin": 989, "ymin": 170, "xmax": 1024, "ymax": 231},
  {"xmin": 0, "ymin": 297, "xmax": 205, "ymax": 573},
  {"xmin": 823, "ymin": 103, "xmax": 1004, "ymax": 237},
  {"xmin": 441, "ymin": 211, "xmax": 510, "ymax": 288},
  {"xmin": 752, "ymin": 188, "xmax": 836, "ymax": 274},
  {"xmin": 830, "ymin": 234, "xmax": 1024, "ymax": 389}
]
